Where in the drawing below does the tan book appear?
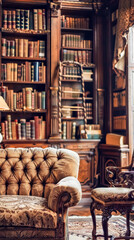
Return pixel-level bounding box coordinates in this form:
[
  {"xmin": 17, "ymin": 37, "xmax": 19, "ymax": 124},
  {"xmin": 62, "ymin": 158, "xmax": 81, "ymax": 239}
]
[
  {"xmin": 15, "ymin": 39, "xmax": 19, "ymax": 57},
  {"xmin": 14, "ymin": 63, "xmax": 18, "ymax": 81},
  {"xmin": 23, "ymin": 39, "xmax": 28, "ymax": 57},
  {"xmin": 6, "ymin": 63, "xmax": 12, "ymax": 81},
  {"xmin": 33, "ymin": 9, "xmax": 38, "ymax": 31},
  {"xmin": 106, "ymin": 133, "xmax": 124, "ymax": 146},
  {"xmin": 41, "ymin": 121, "xmax": 46, "ymax": 139},
  {"xmin": 42, "ymin": 65, "xmax": 46, "ymax": 83},
  {"xmin": 11, "ymin": 122, "xmax": 17, "ymax": 140},
  {"xmin": 18, "ymin": 39, "xmax": 24, "ymax": 57},
  {"xmin": 38, "ymin": 9, "xmax": 43, "ymax": 30}
]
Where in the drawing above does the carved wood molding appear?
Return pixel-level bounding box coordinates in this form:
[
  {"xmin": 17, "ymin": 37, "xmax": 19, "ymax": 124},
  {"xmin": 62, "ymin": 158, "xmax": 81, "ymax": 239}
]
[{"xmin": 50, "ymin": 2, "xmax": 60, "ymax": 17}]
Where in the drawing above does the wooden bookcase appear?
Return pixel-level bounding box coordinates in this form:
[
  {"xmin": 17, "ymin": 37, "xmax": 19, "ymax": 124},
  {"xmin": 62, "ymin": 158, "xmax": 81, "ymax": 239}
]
[
  {"xmin": 0, "ymin": 0, "xmax": 106, "ymax": 202},
  {"xmin": 0, "ymin": 0, "xmax": 50, "ymax": 145}
]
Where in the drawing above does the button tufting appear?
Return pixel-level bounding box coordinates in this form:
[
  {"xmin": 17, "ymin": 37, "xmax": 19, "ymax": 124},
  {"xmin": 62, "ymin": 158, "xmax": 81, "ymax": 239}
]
[
  {"xmin": 36, "ymin": 166, "xmax": 40, "ymax": 172},
  {"xmin": 11, "ymin": 166, "xmax": 14, "ymax": 172},
  {"xmin": 23, "ymin": 166, "xmax": 27, "ymax": 173},
  {"xmin": 31, "ymin": 156, "xmax": 34, "ymax": 161}
]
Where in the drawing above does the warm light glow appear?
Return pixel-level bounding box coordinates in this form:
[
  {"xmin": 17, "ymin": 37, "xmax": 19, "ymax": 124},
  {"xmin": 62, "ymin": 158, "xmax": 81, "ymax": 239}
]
[{"xmin": 0, "ymin": 96, "xmax": 9, "ymax": 110}]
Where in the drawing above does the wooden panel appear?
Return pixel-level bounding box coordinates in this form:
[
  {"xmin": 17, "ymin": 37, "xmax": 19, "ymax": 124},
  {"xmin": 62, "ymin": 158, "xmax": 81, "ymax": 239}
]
[{"xmin": 78, "ymin": 154, "xmax": 92, "ymax": 185}]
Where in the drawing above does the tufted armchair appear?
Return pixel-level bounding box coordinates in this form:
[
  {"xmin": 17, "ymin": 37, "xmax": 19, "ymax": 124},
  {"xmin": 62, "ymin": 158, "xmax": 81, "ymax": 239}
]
[
  {"xmin": 90, "ymin": 154, "xmax": 134, "ymax": 240},
  {"xmin": 0, "ymin": 147, "xmax": 82, "ymax": 240}
]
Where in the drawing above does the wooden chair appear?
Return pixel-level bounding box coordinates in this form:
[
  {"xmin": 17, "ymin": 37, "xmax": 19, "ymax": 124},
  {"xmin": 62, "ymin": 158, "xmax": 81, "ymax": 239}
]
[{"xmin": 90, "ymin": 153, "xmax": 134, "ymax": 240}]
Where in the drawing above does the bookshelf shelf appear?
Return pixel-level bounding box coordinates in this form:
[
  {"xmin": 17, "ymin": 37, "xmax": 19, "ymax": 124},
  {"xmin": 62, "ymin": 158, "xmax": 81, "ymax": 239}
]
[
  {"xmin": 62, "ymin": 117, "xmax": 84, "ymax": 120},
  {"xmin": 2, "ymin": 57, "xmax": 46, "ymax": 61},
  {"xmin": 62, "ymin": 97, "xmax": 82, "ymax": 100},
  {"xmin": 1, "ymin": 110, "xmax": 47, "ymax": 113},
  {"xmin": 62, "ymin": 47, "xmax": 92, "ymax": 51},
  {"xmin": 1, "ymin": 81, "xmax": 46, "ymax": 85},
  {"xmin": 61, "ymin": 27, "xmax": 93, "ymax": 32},
  {"xmin": 2, "ymin": 29, "xmax": 50, "ymax": 36}
]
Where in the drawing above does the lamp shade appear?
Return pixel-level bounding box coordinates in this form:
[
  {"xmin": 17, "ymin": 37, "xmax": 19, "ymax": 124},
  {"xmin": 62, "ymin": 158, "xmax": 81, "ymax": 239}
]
[{"xmin": 0, "ymin": 96, "xmax": 9, "ymax": 110}]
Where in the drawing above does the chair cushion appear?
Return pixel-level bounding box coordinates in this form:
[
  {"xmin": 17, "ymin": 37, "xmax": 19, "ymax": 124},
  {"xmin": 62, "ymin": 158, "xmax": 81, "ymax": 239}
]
[
  {"xmin": 91, "ymin": 187, "xmax": 133, "ymax": 202},
  {"xmin": 0, "ymin": 195, "xmax": 57, "ymax": 229}
]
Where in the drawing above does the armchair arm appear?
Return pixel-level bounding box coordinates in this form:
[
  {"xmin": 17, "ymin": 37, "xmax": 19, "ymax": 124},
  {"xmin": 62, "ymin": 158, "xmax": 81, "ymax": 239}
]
[{"xmin": 47, "ymin": 176, "xmax": 82, "ymax": 212}]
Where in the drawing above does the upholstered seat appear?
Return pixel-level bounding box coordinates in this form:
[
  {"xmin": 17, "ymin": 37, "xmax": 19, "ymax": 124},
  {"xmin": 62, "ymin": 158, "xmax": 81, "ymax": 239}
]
[
  {"xmin": 0, "ymin": 195, "xmax": 57, "ymax": 229},
  {"xmin": 0, "ymin": 147, "xmax": 82, "ymax": 240},
  {"xmin": 91, "ymin": 187, "xmax": 133, "ymax": 203}
]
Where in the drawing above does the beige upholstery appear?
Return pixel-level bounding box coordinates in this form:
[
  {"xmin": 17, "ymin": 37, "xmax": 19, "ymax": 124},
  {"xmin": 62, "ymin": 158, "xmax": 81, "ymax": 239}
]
[
  {"xmin": 0, "ymin": 195, "xmax": 57, "ymax": 228},
  {"xmin": 91, "ymin": 187, "xmax": 133, "ymax": 203},
  {"xmin": 0, "ymin": 147, "xmax": 82, "ymax": 239}
]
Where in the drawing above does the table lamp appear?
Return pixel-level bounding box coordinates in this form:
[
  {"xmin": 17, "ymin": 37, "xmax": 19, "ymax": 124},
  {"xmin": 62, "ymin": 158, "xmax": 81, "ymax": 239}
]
[{"xmin": 0, "ymin": 96, "xmax": 10, "ymax": 143}]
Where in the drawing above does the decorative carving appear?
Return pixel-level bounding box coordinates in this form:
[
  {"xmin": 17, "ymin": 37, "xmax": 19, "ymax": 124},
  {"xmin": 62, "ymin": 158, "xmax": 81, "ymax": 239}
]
[
  {"xmin": 90, "ymin": 198, "xmax": 134, "ymax": 239},
  {"xmin": 50, "ymin": 2, "xmax": 60, "ymax": 17},
  {"xmin": 49, "ymin": 87, "xmax": 61, "ymax": 139}
]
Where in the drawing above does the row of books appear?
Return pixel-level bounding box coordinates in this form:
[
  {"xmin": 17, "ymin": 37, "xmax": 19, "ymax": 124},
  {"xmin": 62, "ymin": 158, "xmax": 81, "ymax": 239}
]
[
  {"xmin": 62, "ymin": 122, "xmax": 101, "ymax": 140},
  {"xmin": 1, "ymin": 115, "xmax": 46, "ymax": 140},
  {"xmin": 2, "ymin": 9, "xmax": 46, "ymax": 31},
  {"xmin": 62, "ymin": 65, "xmax": 81, "ymax": 77},
  {"xmin": 61, "ymin": 16, "xmax": 90, "ymax": 29},
  {"xmin": 0, "ymin": 87, "xmax": 46, "ymax": 111},
  {"xmin": 113, "ymin": 116, "xmax": 126, "ymax": 130},
  {"xmin": 62, "ymin": 34, "xmax": 92, "ymax": 48},
  {"xmin": 2, "ymin": 38, "xmax": 45, "ymax": 58},
  {"xmin": 62, "ymin": 50, "xmax": 92, "ymax": 64},
  {"xmin": 113, "ymin": 90, "xmax": 126, "ymax": 108},
  {"xmin": 1, "ymin": 62, "xmax": 46, "ymax": 83},
  {"xmin": 62, "ymin": 121, "xmax": 77, "ymax": 139}
]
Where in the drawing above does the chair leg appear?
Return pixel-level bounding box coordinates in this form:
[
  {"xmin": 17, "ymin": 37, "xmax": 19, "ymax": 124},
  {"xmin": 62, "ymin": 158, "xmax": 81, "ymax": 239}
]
[
  {"xmin": 126, "ymin": 212, "xmax": 131, "ymax": 237},
  {"xmin": 102, "ymin": 213, "xmax": 109, "ymax": 240},
  {"xmin": 90, "ymin": 200, "xmax": 97, "ymax": 240}
]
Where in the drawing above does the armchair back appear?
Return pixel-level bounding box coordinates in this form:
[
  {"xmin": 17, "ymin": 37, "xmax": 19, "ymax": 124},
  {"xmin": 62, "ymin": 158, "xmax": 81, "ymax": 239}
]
[{"xmin": 0, "ymin": 147, "xmax": 80, "ymax": 196}]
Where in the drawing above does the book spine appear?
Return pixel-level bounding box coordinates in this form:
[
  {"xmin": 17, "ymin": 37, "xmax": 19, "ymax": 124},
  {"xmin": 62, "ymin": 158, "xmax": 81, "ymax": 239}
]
[
  {"xmin": 25, "ymin": 87, "xmax": 32, "ymax": 110},
  {"xmin": 41, "ymin": 91, "xmax": 45, "ymax": 109},
  {"xmin": 1, "ymin": 122, "xmax": 5, "ymax": 140},
  {"xmin": 34, "ymin": 116, "xmax": 39, "ymax": 139},
  {"xmin": 33, "ymin": 9, "xmax": 38, "ymax": 31},
  {"xmin": 18, "ymin": 39, "xmax": 24, "ymax": 57},
  {"xmin": 7, "ymin": 40, "xmax": 11, "ymax": 57},
  {"xmin": 42, "ymin": 9, "xmax": 46, "ymax": 30},
  {"xmin": 38, "ymin": 9, "xmax": 43, "ymax": 30},
  {"xmin": 20, "ymin": 10, "xmax": 24, "ymax": 30},
  {"xmin": 20, "ymin": 119, "xmax": 26, "ymax": 139},
  {"xmin": 10, "ymin": 40, "xmax": 15, "ymax": 57},
  {"xmin": 16, "ymin": 9, "xmax": 20, "ymax": 29},
  {"xmin": 2, "ymin": 38, "xmax": 7, "ymax": 57},
  {"xmin": 3, "ymin": 10, "xmax": 7, "ymax": 29},
  {"xmin": 7, "ymin": 114, "xmax": 12, "ymax": 140},
  {"xmin": 28, "ymin": 41, "xmax": 34, "ymax": 58},
  {"xmin": 30, "ymin": 120, "xmax": 35, "ymax": 139},
  {"xmin": 34, "ymin": 62, "xmax": 39, "ymax": 82},
  {"xmin": 12, "ymin": 10, "xmax": 16, "ymax": 29},
  {"xmin": 39, "ymin": 41, "xmax": 45, "ymax": 58},
  {"xmin": 24, "ymin": 10, "xmax": 29, "ymax": 30},
  {"xmin": 7, "ymin": 10, "xmax": 12, "ymax": 29}
]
